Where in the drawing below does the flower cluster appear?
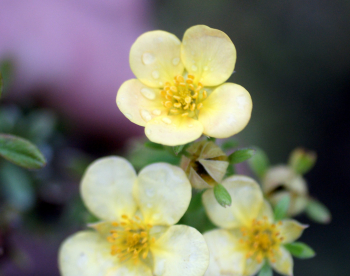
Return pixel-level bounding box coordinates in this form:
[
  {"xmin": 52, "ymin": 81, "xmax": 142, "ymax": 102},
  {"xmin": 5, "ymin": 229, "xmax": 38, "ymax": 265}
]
[{"xmin": 59, "ymin": 25, "xmax": 321, "ymax": 276}]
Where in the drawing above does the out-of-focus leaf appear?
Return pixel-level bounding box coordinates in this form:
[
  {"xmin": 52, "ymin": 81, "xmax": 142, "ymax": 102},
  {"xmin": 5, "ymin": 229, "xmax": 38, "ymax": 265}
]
[
  {"xmin": 214, "ymin": 184, "xmax": 232, "ymax": 207},
  {"xmin": 144, "ymin": 141, "xmax": 164, "ymax": 150},
  {"xmin": 258, "ymin": 262, "xmax": 272, "ymax": 276},
  {"xmin": 0, "ymin": 162, "xmax": 34, "ymax": 211},
  {"xmin": 207, "ymin": 137, "xmax": 216, "ymax": 142},
  {"xmin": 248, "ymin": 147, "xmax": 270, "ymax": 178},
  {"xmin": 0, "ymin": 106, "xmax": 22, "ymax": 133},
  {"xmin": 0, "ymin": 134, "xmax": 46, "ymax": 169},
  {"xmin": 289, "ymin": 148, "xmax": 317, "ymax": 175},
  {"xmin": 221, "ymin": 139, "xmax": 239, "ymax": 151},
  {"xmin": 173, "ymin": 144, "xmax": 185, "ymax": 155},
  {"xmin": 274, "ymin": 194, "xmax": 290, "ymax": 221},
  {"xmin": 305, "ymin": 198, "xmax": 331, "ymax": 224},
  {"xmin": 226, "ymin": 164, "xmax": 235, "ymax": 176},
  {"xmin": 228, "ymin": 148, "xmax": 255, "ymax": 164},
  {"xmin": 24, "ymin": 110, "xmax": 57, "ymax": 143},
  {"xmin": 284, "ymin": 242, "xmax": 316, "ymax": 259}
]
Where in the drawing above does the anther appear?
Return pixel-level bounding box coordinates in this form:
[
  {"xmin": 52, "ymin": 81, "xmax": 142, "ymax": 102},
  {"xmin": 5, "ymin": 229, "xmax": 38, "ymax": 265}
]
[
  {"xmin": 203, "ymin": 90, "xmax": 207, "ymax": 98},
  {"xmin": 185, "ymin": 96, "xmax": 192, "ymax": 103},
  {"xmin": 165, "ymin": 101, "xmax": 172, "ymax": 108},
  {"xmin": 188, "ymin": 74, "xmax": 195, "ymax": 79},
  {"xmin": 190, "ymin": 103, "xmax": 196, "ymax": 111},
  {"xmin": 197, "ymin": 103, "xmax": 203, "ymax": 110},
  {"xmin": 174, "ymin": 103, "xmax": 181, "ymax": 108},
  {"xmin": 170, "ymin": 86, "xmax": 177, "ymax": 92},
  {"xmin": 182, "ymin": 112, "xmax": 189, "ymax": 117}
]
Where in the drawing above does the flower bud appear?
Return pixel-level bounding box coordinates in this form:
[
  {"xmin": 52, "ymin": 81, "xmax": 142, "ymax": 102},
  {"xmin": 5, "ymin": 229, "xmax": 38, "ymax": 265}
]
[
  {"xmin": 180, "ymin": 141, "xmax": 229, "ymax": 189},
  {"xmin": 262, "ymin": 165, "xmax": 309, "ymax": 216}
]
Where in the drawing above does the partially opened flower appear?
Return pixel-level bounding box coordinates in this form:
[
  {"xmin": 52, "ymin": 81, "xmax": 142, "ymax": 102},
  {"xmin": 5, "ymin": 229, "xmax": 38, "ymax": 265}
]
[
  {"xmin": 202, "ymin": 175, "xmax": 307, "ymax": 276},
  {"xmin": 59, "ymin": 156, "xmax": 209, "ymax": 276},
  {"xmin": 117, "ymin": 25, "xmax": 252, "ymax": 146}
]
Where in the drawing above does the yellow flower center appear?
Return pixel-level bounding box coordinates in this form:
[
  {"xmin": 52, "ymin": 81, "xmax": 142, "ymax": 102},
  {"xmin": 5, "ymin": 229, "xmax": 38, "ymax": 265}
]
[
  {"xmin": 240, "ymin": 218, "xmax": 284, "ymax": 263},
  {"xmin": 161, "ymin": 74, "xmax": 207, "ymax": 118},
  {"xmin": 107, "ymin": 215, "xmax": 155, "ymax": 263}
]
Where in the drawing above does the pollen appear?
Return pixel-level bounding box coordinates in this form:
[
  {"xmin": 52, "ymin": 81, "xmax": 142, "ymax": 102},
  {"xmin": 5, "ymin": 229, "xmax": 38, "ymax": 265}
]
[
  {"xmin": 106, "ymin": 215, "xmax": 155, "ymax": 264},
  {"xmin": 239, "ymin": 218, "xmax": 282, "ymax": 263},
  {"xmin": 160, "ymin": 74, "xmax": 207, "ymax": 118}
]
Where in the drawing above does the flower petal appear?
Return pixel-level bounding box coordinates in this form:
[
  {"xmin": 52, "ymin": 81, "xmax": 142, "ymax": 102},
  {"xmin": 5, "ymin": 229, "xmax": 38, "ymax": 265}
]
[
  {"xmin": 145, "ymin": 115, "xmax": 203, "ymax": 146},
  {"xmin": 198, "ymin": 159, "xmax": 229, "ymax": 183},
  {"xmin": 106, "ymin": 263, "xmax": 153, "ymax": 276},
  {"xmin": 134, "ymin": 163, "xmax": 191, "ymax": 225},
  {"xmin": 81, "ymin": 157, "xmax": 137, "ymax": 221},
  {"xmin": 278, "ymin": 219, "xmax": 308, "ymax": 244},
  {"xmin": 59, "ymin": 231, "xmax": 117, "ymax": 276},
  {"xmin": 181, "ymin": 25, "xmax": 236, "ymax": 86},
  {"xmin": 117, "ymin": 79, "xmax": 166, "ymax": 126},
  {"xmin": 203, "ymin": 229, "xmax": 246, "ymax": 276},
  {"xmin": 130, "ymin": 30, "xmax": 184, "ymax": 88},
  {"xmin": 198, "ymin": 83, "xmax": 252, "ymax": 138},
  {"xmin": 151, "ymin": 225, "xmax": 209, "ymax": 276},
  {"xmin": 269, "ymin": 247, "xmax": 294, "ymax": 276},
  {"xmin": 189, "ymin": 167, "xmax": 212, "ymax": 189},
  {"xmin": 257, "ymin": 200, "xmax": 275, "ymax": 223},
  {"xmin": 202, "ymin": 175, "xmax": 263, "ymax": 228}
]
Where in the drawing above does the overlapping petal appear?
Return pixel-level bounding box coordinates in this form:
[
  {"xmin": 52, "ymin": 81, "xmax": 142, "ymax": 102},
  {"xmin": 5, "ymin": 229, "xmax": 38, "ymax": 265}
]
[
  {"xmin": 151, "ymin": 225, "xmax": 209, "ymax": 276},
  {"xmin": 145, "ymin": 115, "xmax": 203, "ymax": 146},
  {"xmin": 198, "ymin": 83, "xmax": 252, "ymax": 138},
  {"xmin": 181, "ymin": 25, "xmax": 236, "ymax": 86},
  {"xmin": 278, "ymin": 219, "xmax": 308, "ymax": 244},
  {"xmin": 130, "ymin": 30, "xmax": 184, "ymax": 88},
  {"xmin": 203, "ymin": 175, "xmax": 263, "ymax": 228},
  {"xmin": 106, "ymin": 263, "xmax": 153, "ymax": 276},
  {"xmin": 59, "ymin": 231, "xmax": 117, "ymax": 276},
  {"xmin": 134, "ymin": 163, "xmax": 191, "ymax": 225},
  {"xmin": 81, "ymin": 157, "xmax": 137, "ymax": 221},
  {"xmin": 117, "ymin": 79, "xmax": 166, "ymax": 126},
  {"xmin": 269, "ymin": 247, "xmax": 293, "ymax": 276}
]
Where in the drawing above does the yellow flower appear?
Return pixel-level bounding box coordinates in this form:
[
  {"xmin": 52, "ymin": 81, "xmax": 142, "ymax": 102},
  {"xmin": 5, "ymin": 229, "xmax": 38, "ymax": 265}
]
[
  {"xmin": 117, "ymin": 25, "xmax": 252, "ymax": 146},
  {"xmin": 59, "ymin": 157, "xmax": 209, "ymax": 276},
  {"xmin": 202, "ymin": 176, "xmax": 307, "ymax": 276}
]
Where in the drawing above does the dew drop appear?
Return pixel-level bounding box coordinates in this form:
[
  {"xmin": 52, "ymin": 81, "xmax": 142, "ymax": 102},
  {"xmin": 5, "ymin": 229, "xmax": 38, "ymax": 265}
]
[
  {"xmin": 172, "ymin": 57, "xmax": 180, "ymax": 66},
  {"xmin": 77, "ymin": 253, "xmax": 88, "ymax": 268},
  {"xmin": 152, "ymin": 109, "xmax": 162, "ymax": 116},
  {"xmin": 191, "ymin": 65, "xmax": 198, "ymax": 71},
  {"xmin": 140, "ymin": 109, "xmax": 152, "ymax": 122},
  {"xmin": 146, "ymin": 129, "xmax": 152, "ymax": 135},
  {"xmin": 152, "ymin": 70, "xmax": 160, "ymax": 79},
  {"xmin": 125, "ymin": 113, "xmax": 133, "ymax": 120},
  {"xmin": 141, "ymin": 88, "xmax": 156, "ymax": 100},
  {"xmin": 142, "ymin": 52, "xmax": 155, "ymax": 65},
  {"xmin": 117, "ymin": 101, "xmax": 121, "ymax": 105},
  {"xmin": 204, "ymin": 66, "xmax": 209, "ymax": 71},
  {"xmin": 162, "ymin": 117, "xmax": 172, "ymax": 124}
]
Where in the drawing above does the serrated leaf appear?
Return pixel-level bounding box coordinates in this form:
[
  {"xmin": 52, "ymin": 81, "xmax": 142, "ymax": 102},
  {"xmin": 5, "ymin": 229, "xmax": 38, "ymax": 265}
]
[
  {"xmin": 289, "ymin": 148, "xmax": 317, "ymax": 175},
  {"xmin": 258, "ymin": 262, "xmax": 273, "ymax": 276},
  {"xmin": 144, "ymin": 141, "xmax": 164, "ymax": 150},
  {"xmin": 228, "ymin": 148, "xmax": 255, "ymax": 164},
  {"xmin": 285, "ymin": 242, "xmax": 316, "ymax": 259},
  {"xmin": 214, "ymin": 184, "xmax": 232, "ymax": 207},
  {"xmin": 0, "ymin": 134, "xmax": 46, "ymax": 169},
  {"xmin": 173, "ymin": 144, "xmax": 185, "ymax": 155},
  {"xmin": 305, "ymin": 198, "xmax": 331, "ymax": 224},
  {"xmin": 274, "ymin": 194, "xmax": 291, "ymax": 221},
  {"xmin": 248, "ymin": 147, "xmax": 270, "ymax": 178}
]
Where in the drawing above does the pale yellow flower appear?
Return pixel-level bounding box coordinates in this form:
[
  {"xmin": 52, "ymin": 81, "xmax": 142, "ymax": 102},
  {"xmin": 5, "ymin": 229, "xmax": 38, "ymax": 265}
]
[
  {"xmin": 117, "ymin": 25, "xmax": 252, "ymax": 146},
  {"xmin": 202, "ymin": 175, "xmax": 307, "ymax": 276},
  {"xmin": 59, "ymin": 156, "xmax": 209, "ymax": 276}
]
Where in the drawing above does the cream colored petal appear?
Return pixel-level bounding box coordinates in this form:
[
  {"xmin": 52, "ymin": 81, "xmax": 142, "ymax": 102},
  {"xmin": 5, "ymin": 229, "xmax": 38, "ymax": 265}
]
[
  {"xmin": 278, "ymin": 219, "xmax": 308, "ymax": 244},
  {"xmin": 256, "ymin": 200, "xmax": 275, "ymax": 223},
  {"xmin": 181, "ymin": 25, "xmax": 236, "ymax": 86},
  {"xmin": 203, "ymin": 229, "xmax": 245, "ymax": 276},
  {"xmin": 134, "ymin": 163, "xmax": 191, "ymax": 225},
  {"xmin": 145, "ymin": 115, "xmax": 203, "ymax": 146},
  {"xmin": 81, "ymin": 157, "xmax": 138, "ymax": 221},
  {"xmin": 106, "ymin": 263, "xmax": 153, "ymax": 276},
  {"xmin": 269, "ymin": 247, "xmax": 293, "ymax": 276},
  {"xmin": 202, "ymin": 175, "xmax": 263, "ymax": 228},
  {"xmin": 198, "ymin": 83, "xmax": 252, "ymax": 138},
  {"xmin": 243, "ymin": 259, "xmax": 263, "ymax": 276},
  {"xmin": 189, "ymin": 167, "xmax": 212, "ymax": 189},
  {"xmin": 198, "ymin": 159, "xmax": 229, "ymax": 183},
  {"xmin": 151, "ymin": 225, "xmax": 209, "ymax": 276},
  {"xmin": 59, "ymin": 231, "xmax": 117, "ymax": 276},
  {"xmin": 117, "ymin": 79, "xmax": 166, "ymax": 126},
  {"xmin": 130, "ymin": 30, "xmax": 184, "ymax": 88}
]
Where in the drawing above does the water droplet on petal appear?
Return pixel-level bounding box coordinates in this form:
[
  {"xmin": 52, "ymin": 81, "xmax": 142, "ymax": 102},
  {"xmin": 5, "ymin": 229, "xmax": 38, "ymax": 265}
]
[
  {"xmin": 204, "ymin": 66, "xmax": 209, "ymax": 71},
  {"xmin": 117, "ymin": 101, "xmax": 121, "ymax": 105},
  {"xmin": 142, "ymin": 52, "xmax": 155, "ymax": 65},
  {"xmin": 152, "ymin": 109, "xmax": 161, "ymax": 116},
  {"xmin": 125, "ymin": 113, "xmax": 133, "ymax": 120},
  {"xmin": 162, "ymin": 117, "xmax": 172, "ymax": 124},
  {"xmin": 140, "ymin": 109, "xmax": 152, "ymax": 122},
  {"xmin": 146, "ymin": 129, "xmax": 152, "ymax": 135},
  {"xmin": 191, "ymin": 65, "xmax": 197, "ymax": 71},
  {"xmin": 152, "ymin": 70, "xmax": 160, "ymax": 79},
  {"xmin": 141, "ymin": 88, "xmax": 156, "ymax": 100},
  {"xmin": 172, "ymin": 57, "xmax": 180, "ymax": 66}
]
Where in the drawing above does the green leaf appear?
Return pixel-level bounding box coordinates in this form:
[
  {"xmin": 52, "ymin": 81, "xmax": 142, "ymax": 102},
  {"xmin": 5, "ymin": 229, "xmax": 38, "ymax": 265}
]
[
  {"xmin": 289, "ymin": 148, "xmax": 317, "ymax": 175},
  {"xmin": 144, "ymin": 141, "xmax": 164, "ymax": 150},
  {"xmin": 0, "ymin": 71, "xmax": 3, "ymax": 99},
  {"xmin": 0, "ymin": 134, "xmax": 46, "ymax": 169},
  {"xmin": 214, "ymin": 184, "xmax": 232, "ymax": 207},
  {"xmin": 228, "ymin": 148, "xmax": 255, "ymax": 164},
  {"xmin": 248, "ymin": 147, "xmax": 270, "ymax": 178},
  {"xmin": 221, "ymin": 139, "xmax": 239, "ymax": 151},
  {"xmin": 258, "ymin": 262, "xmax": 273, "ymax": 276},
  {"xmin": 207, "ymin": 137, "xmax": 216, "ymax": 142},
  {"xmin": 305, "ymin": 198, "xmax": 331, "ymax": 224},
  {"xmin": 173, "ymin": 144, "xmax": 185, "ymax": 155},
  {"xmin": 274, "ymin": 194, "xmax": 290, "ymax": 221},
  {"xmin": 284, "ymin": 242, "xmax": 316, "ymax": 259}
]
